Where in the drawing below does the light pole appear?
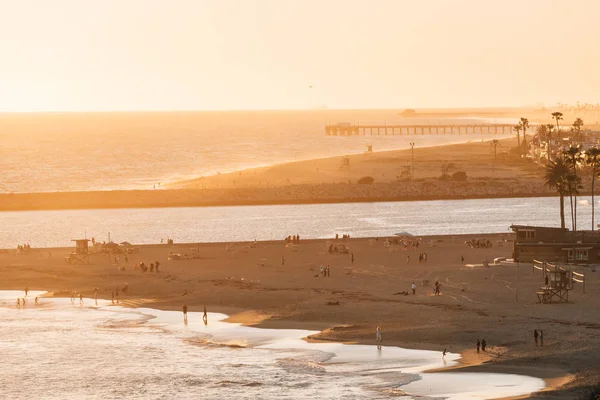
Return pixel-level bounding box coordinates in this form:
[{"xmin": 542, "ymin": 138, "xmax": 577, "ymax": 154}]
[
  {"xmin": 409, "ymin": 142, "xmax": 415, "ymax": 180},
  {"xmin": 491, "ymin": 139, "xmax": 499, "ymax": 178}
]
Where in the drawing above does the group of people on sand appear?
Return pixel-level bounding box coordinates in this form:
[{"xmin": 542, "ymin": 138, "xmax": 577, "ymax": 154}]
[
  {"xmin": 16, "ymin": 287, "xmax": 39, "ymax": 308},
  {"xmin": 418, "ymin": 253, "xmax": 428, "ymax": 263},
  {"xmin": 335, "ymin": 234, "xmax": 350, "ymax": 240},
  {"xmin": 319, "ymin": 265, "xmax": 331, "ymax": 277},
  {"xmin": 130, "ymin": 261, "xmax": 160, "ymax": 273},
  {"xmin": 284, "ymin": 235, "xmax": 300, "ymax": 243}
]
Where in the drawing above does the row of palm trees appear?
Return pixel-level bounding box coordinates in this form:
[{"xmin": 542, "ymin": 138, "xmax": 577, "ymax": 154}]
[
  {"xmin": 514, "ymin": 112, "xmax": 585, "ymax": 161},
  {"xmin": 544, "ymin": 145, "xmax": 600, "ymax": 232}
]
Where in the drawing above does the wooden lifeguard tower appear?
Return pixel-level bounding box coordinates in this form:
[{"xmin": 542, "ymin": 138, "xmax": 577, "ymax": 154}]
[
  {"xmin": 340, "ymin": 156, "xmax": 350, "ymax": 168},
  {"xmin": 65, "ymin": 239, "xmax": 90, "ymax": 265},
  {"xmin": 537, "ymin": 267, "xmax": 571, "ymax": 303}
]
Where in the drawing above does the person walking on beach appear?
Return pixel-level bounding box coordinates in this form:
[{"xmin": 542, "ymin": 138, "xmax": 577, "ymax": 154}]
[
  {"xmin": 461, "ymin": 255, "xmax": 465, "ymax": 264},
  {"xmin": 183, "ymin": 304, "xmax": 188, "ymax": 322},
  {"xmin": 319, "ymin": 265, "xmax": 324, "ymax": 277},
  {"xmin": 111, "ymin": 290, "xmax": 115, "ymax": 304},
  {"xmin": 540, "ymin": 330, "xmax": 544, "ymax": 346},
  {"xmin": 35, "ymin": 297, "xmax": 39, "ymax": 306},
  {"xmin": 411, "ymin": 282, "xmax": 416, "ymax": 295},
  {"xmin": 79, "ymin": 294, "xmax": 83, "ymax": 305},
  {"xmin": 25, "ymin": 287, "xmax": 29, "ymax": 297},
  {"xmin": 203, "ymin": 306, "xmax": 208, "ymax": 325},
  {"xmin": 406, "ymin": 255, "xmax": 410, "ymax": 264},
  {"xmin": 376, "ymin": 326, "xmax": 382, "ymax": 348},
  {"xmin": 16, "ymin": 298, "xmax": 21, "ymax": 308},
  {"xmin": 351, "ymin": 253, "xmax": 354, "ymax": 264},
  {"xmin": 534, "ymin": 329, "xmax": 539, "ymax": 346},
  {"xmin": 442, "ymin": 348, "xmax": 447, "ymax": 358},
  {"xmin": 281, "ymin": 256, "xmax": 285, "ymax": 266},
  {"xmin": 481, "ymin": 338, "xmax": 487, "ymax": 352},
  {"xmin": 476, "ymin": 339, "xmax": 480, "ymax": 353}
]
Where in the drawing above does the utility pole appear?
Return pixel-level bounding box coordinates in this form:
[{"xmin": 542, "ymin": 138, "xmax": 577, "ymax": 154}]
[
  {"xmin": 491, "ymin": 139, "xmax": 499, "ymax": 178},
  {"xmin": 410, "ymin": 142, "xmax": 415, "ymax": 180}
]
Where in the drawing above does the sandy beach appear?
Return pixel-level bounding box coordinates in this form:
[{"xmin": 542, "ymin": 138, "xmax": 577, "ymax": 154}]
[
  {"xmin": 0, "ymin": 137, "xmax": 563, "ymax": 211},
  {"xmin": 2, "ymin": 234, "xmax": 599, "ymax": 398}
]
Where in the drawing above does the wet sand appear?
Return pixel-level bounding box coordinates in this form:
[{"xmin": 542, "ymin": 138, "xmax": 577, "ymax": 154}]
[{"xmin": 1, "ymin": 234, "xmax": 598, "ymax": 397}]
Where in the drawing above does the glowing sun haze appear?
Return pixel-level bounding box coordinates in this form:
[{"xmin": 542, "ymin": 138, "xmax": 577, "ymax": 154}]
[{"xmin": 1, "ymin": 0, "xmax": 599, "ymax": 112}]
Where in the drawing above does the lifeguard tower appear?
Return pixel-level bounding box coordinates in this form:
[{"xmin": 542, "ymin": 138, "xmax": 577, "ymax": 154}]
[
  {"xmin": 537, "ymin": 267, "xmax": 571, "ymax": 303},
  {"xmin": 340, "ymin": 156, "xmax": 350, "ymax": 168},
  {"xmin": 65, "ymin": 239, "xmax": 90, "ymax": 265}
]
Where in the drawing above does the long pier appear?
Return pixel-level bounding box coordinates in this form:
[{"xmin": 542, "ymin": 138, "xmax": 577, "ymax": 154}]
[{"xmin": 325, "ymin": 123, "xmax": 513, "ymax": 136}]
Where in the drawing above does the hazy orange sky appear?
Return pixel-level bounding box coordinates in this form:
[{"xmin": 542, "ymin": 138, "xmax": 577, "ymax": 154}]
[{"xmin": 1, "ymin": 0, "xmax": 599, "ymax": 111}]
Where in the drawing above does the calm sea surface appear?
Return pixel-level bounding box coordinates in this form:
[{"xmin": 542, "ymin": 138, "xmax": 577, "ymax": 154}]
[
  {"xmin": 0, "ymin": 291, "xmax": 544, "ymax": 399},
  {"xmin": 0, "ymin": 110, "xmax": 511, "ymax": 193},
  {"xmin": 0, "ymin": 196, "xmax": 589, "ymax": 249}
]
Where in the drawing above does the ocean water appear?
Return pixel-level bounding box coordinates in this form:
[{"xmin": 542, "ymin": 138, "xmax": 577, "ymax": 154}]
[
  {"xmin": 0, "ymin": 110, "xmax": 512, "ymax": 193},
  {"xmin": 0, "ymin": 195, "xmax": 588, "ymax": 249},
  {"xmin": 0, "ymin": 291, "xmax": 545, "ymax": 399}
]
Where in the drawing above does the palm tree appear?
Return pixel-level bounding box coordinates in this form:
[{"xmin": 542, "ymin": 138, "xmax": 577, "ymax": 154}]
[
  {"xmin": 513, "ymin": 124, "xmax": 522, "ymax": 151},
  {"xmin": 572, "ymin": 118, "xmax": 584, "ymax": 140},
  {"xmin": 565, "ymin": 172, "xmax": 583, "ymax": 231},
  {"xmin": 563, "ymin": 145, "xmax": 583, "ymax": 231},
  {"xmin": 544, "ymin": 157, "xmax": 570, "ymax": 229},
  {"xmin": 552, "ymin": 111, "xmax": 564, "ymax": 133},
  {"xmin": 519, "ymin": 117, "xmax": 530, "ymax": 155},
  {"xmin": 586, "ymin": 147, "xmax": 600, "ymax": 229},
  {"xmin": 545, "ymin": 124, "xmax": 555, "ymax": 162}
]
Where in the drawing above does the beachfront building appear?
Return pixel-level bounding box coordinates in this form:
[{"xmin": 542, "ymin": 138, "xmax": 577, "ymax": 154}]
[
  {"xmin": 529, "ymin": 130, "xmax": 600, "ymax": 164},
  {"xmin": 511, "ymin": 225, "xmax": 600, "ymax": 264}
]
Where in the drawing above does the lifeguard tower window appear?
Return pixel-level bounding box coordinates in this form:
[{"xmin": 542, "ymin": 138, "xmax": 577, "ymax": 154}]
[
  {"xmin": 568, "ymin": 249, "xmax": 589, "ymax": 261},
  {"xmin": 518, "ymin": 230, "xmax": 535, "ymax": 239}
]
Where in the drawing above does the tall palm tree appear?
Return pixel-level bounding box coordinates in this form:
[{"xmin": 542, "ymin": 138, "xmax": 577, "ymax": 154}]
[
  {"xmin": 544, "ymin": 157, "xmax": 570, "ymax": 229},
  {"xmin": 565, "ymin": 173, "xmax": 582, "ymax": 231},
  {"xmin": 545, "ymin": 124, "xmax": 555, "ymax": 162},
  {"xmin": 552, "ymin": 111, "xmax": 564, "ymax": 133},
  {"xmin": 572, "ymin": 118, "xmax": 584, "ymax": 140},
  {"xmin": 586, "ymin": 147, "xmax": 600, "ymax": 229},
  {"xmin": 563, "ymin": 145, "xmax": 583, "ymax": 231},
  {"xmin": 513, "ymin": 124, "xmax": 522, "ymax": 151},
  {"xmin": 519, "ymin": 117, "xmax": 530, "ymax": 155}
]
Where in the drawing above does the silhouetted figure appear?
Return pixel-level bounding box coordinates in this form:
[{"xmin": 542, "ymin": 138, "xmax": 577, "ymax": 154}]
[
  {"xmin": 203, "ymin": 306, "xmax": 208, "ymax": 325},
  {"xmin": 481, "ymin": 338, "xmax": 487, "ymax": 352},
  {"xmin": 534, "ymin": 329, "xmax": 538, "ymax": 346},
  {"xmin": 540, "ymin": 330, "xmax": 544, "ymax": 346},
  {"xmin": 476, "ymin": 339, "xmax": 480, "ymax": 353},
  {"xmin": 183, "ymin": 304, "xmax": 188, "ymax": 322}
]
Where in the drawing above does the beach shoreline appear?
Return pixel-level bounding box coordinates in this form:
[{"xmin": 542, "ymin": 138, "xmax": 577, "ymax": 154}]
[
  {"xmin": 2, "ymin": 235, "xmax": 596, "ymax": 397},
  {"xmin": 0, "ymin": 137, "xmax": 562, "ymax": 212}
]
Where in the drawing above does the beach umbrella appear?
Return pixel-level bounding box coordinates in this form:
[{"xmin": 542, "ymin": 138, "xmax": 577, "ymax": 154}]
[
  {"xmin": 394, "ymin": 231, "xmax": 414, "ymax": 237},
  {"xmin": 119, "ymin": 241, "xmax": 132, "ymax": 246},
  {"xmin": 105, "ymin": 241, "xmax": 118, "ymax": 248}
]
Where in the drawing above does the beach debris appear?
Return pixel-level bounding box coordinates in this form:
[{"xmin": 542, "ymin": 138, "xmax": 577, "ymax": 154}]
[{"xmin": 326, "ymin": 301, "xmax": 340, "ymax": 306}]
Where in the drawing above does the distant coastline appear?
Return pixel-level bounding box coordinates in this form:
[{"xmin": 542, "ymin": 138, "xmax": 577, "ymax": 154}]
[{"xmin": 0, "ymin": 137, "xmax": 558, "ymax": 212}]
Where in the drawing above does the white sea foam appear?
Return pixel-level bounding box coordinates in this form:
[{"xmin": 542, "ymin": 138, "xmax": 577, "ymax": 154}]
[{"xmin": 0, "ymin": 292, "xmax": 545, "ymax": 399}]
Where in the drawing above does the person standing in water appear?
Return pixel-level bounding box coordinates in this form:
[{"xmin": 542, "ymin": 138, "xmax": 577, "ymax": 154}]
[
  {"xmin": 376, "ymin": 326, "xmax": 382, "ymax": 348},
  {"xmin": 79, "ymin": 293, "xmax": 83, "ymax": 305},
  {"xmin": 203, "ymin": 306, "xmax": 208, "ymax": 325},
  {"xmin": 540, "ymin": 330, "xmax": 544, "ymax": 347},
  {"xmin": 25, "ymin": 287, "xmax": 29, "ymax": 297},
  {"xmin": 481, "ymin": 338, "xmax": 487, "ymax": 352},
  {"xmin": 17, "ymin": 298, "xmax": 21, "ymax": 308},
  {"xmin": 35, "ymin": 297, "xmax": 39, "ymax": 306},
  {"xmin": 534, "ymin": 329, "xmax": 538, "ymax": 346},
  {"xmin": 183, "ymin": 304, "xmax": 188, "ymax": 322}
]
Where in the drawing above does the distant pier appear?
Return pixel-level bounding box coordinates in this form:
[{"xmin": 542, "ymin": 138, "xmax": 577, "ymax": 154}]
[{"xmin": 325, "ymin": 123, "xmax": 513, "ymax": 136}]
